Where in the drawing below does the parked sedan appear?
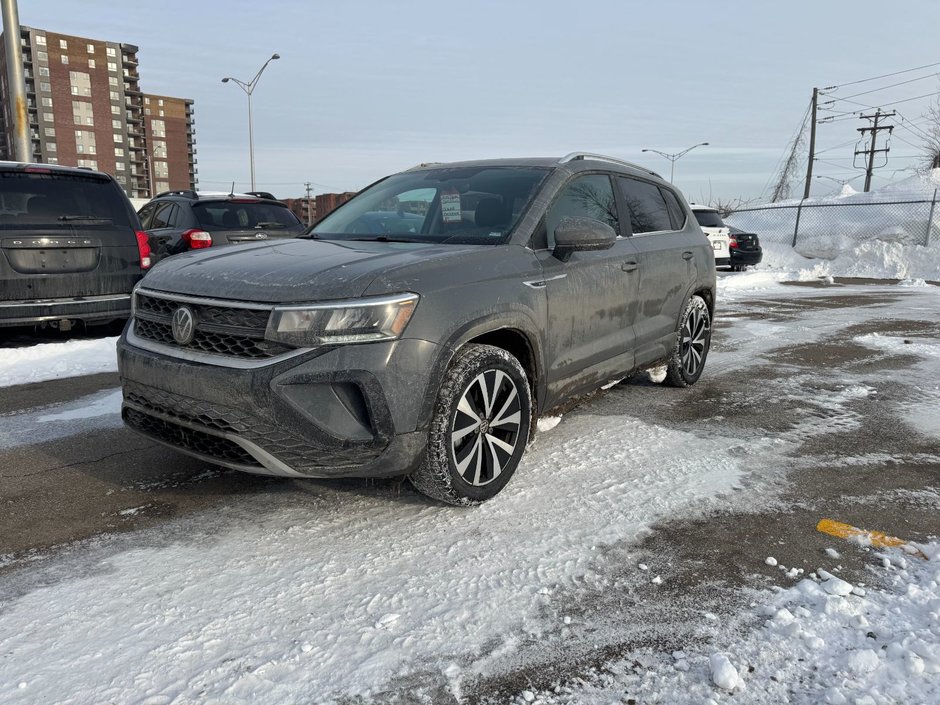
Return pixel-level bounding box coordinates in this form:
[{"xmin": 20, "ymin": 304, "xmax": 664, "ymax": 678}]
[
  {"xmin": 137, "ymin": 190, "xmax": 306, "ymax": 264},
  {"xmin": 728, "ymin": 226, "xmax": 763, "ymax": 271}
]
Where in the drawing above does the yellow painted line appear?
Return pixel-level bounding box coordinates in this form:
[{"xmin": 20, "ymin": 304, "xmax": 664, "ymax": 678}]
[{"xmin": 816, "ymin": 518, "xmax": 926, "ymax": 559}]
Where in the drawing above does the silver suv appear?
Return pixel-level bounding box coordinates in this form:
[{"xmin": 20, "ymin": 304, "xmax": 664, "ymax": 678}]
[{"xmin": 118, "ymin": 153, "xmax": 716, "ymax": 504}]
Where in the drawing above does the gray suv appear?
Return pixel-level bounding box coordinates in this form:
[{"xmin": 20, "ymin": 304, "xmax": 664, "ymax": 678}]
[{"xmin": 118, "ymin": 154, "xmax": 715, "ymax": 504}]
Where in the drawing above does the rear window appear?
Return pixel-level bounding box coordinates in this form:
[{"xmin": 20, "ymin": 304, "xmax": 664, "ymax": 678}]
[
  {"xmin": 693, "ymin": 209, "xmax": 725, "ymax": 228},
  {"xmin": 0, "ymin": 171, "xmax": 133, "ymax": 228},
  {"xmin": 192, "ymin": 201, "xmax": 301, "ymax": 231}
]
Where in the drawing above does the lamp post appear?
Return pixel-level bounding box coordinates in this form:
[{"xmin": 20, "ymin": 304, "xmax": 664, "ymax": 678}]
[
  {"xmin": 222, "ymin": 52, "xmax": 280, "ymax": 191},
  {"xmin": 641, "ymin": 142, "xmax": 709, "ymax": 183}
]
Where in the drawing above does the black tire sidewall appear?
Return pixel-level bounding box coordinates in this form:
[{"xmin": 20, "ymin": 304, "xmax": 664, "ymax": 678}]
[{"xmin": 666, "ymin": 295, "xmax": 711, "ymax": 387}]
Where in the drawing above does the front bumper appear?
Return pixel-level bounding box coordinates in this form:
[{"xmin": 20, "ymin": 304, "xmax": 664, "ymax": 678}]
[
  {"xmin": 0, "ymin": 293, "xmax": 131, "ymax": 327},
  {"xmin": 118, "ymin": 332, "xmax": 443, "ymax": 478}
]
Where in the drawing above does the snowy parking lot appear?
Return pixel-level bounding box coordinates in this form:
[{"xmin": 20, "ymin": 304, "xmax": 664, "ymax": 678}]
[{"xmin": 1, "ymin": 267, "xmax": 939, "ymax": 704}]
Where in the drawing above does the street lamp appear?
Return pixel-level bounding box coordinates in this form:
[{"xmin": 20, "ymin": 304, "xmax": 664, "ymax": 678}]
[
  {"xmin": 641, "ymin": 142, "xmax": 709, "ymax": 183},
  {"xmin": 222, "ymin": 52, "xmax": 280, "ymax": 191}
]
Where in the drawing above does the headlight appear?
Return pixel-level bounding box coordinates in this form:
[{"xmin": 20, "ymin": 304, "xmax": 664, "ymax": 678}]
[{"xmin": 265, "ymin": 292, "xmax": 419, "ymax": 347}]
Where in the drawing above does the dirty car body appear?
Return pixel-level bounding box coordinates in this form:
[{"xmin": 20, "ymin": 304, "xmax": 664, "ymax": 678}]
[{"xmin": 118, "ymin": 154, "xmax": 716, "ymax": 504}]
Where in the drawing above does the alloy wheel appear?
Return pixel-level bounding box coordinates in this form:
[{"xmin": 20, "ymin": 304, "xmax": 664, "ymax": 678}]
[
  {"xmin": 450, "ymin": 369, "xmax": 522, "ymax": 486},
  {"xmin": 680, "ymin": 304, "xmax": 710, "ymax": 377}
]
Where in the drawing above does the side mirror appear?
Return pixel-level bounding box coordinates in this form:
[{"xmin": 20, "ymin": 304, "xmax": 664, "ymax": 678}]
[{"xmin": 553, "ymin": 216, "xmax": 617, "ymax": 261}]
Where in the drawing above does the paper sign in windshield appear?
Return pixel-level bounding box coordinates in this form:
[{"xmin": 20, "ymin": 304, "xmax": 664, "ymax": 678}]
[{"xmin": 441, "ymin": 192, "xmax": 462, "ymax": 223}]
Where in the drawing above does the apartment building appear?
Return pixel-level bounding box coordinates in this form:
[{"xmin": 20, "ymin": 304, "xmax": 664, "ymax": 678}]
[
  {"xmin": 0, "ymin": 25, "xmax": 196, "ymax": 198},
  {"xmin": 315, "ymin": 191, "xmax": 356, "ymax": 219},
  {"xmin": 282, "ymin": 196, "xmax": 316, "ymax": 225}
]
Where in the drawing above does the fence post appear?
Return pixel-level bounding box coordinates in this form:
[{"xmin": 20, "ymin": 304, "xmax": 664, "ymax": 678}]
[
  {"xmin": 792, "ymin": 199, "xmax": 804, "ymax": 247},
  {"xmin": 926, "ymin": 188, "xmax": 938, "ymax": 247}
]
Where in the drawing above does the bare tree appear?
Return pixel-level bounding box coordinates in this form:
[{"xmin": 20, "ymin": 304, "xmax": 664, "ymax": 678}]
[
  {"xmin": 919, "ymin": 95, "xmax": 940, "ymax": 171},
  {"xmin": 707, "ymin": 196, "xmax": 758, "ymax": 218}
]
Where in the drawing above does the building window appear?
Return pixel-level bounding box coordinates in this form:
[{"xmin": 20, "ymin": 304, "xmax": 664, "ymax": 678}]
[
  {"xmin": 111, "ymin": 104, "xmax": 120, "ymax": 115},
  {"xmin": 113, "ymin": 132, "xmax": 123, "ymax": 143},
  {"xmin": 154, "ymin": 161, "xmax": 169, "ymax": 178},
  {"xmin": 108, "ymin": 76, "xmax": 118, "ymax": 87},
  {"xmin": 72, "ymin": 100, "xmax": 94, "ymax": 127},
  {"xmin": 87, "ymin": 43, "xmax": 95, "ymax": 54},
  {"xmin": 42, "ymin": 112, "xmax": 53, "ymax": 122},
  {"xmin": 144, "ymin": 108, "xmax": 151, "ymax": 115},
  {"xmin": 158, "ymin": 99, "xmax": 164, "ymax": 107},
  {"xmin": 36, "ymin": 35, "xmax": 47, "ymax": 46},
  {"xmin": 40, "ymin": 81, "xmax": 51, "ymax": 92},
  {"xmin": 115, "ymin": 162, "xmax": 125, "ymax": 171},
  {"xmin": 144, "ymin": 97, "xmax": 150, "ymax": 104},
  {"xmin": 37, "ymin": 51, "xmax": 48, "ymax": 62},
  {"xmin": 88, "ymin": 59, "xmax": 95, "ymax": 69},
  {"xmin": 44, "ymin": 127, "xmax": 55, "ymax": 137},
  {"xmin": 59, "ymin": 54, "xmax": 67, "ymax": 65},
  {"xmin": 41, "ymin": 96, "xmax": 53, "ymax": 108},
  {"xmin": 60, "ymin": 40, "xmax": 68, "ymax": 50},
  {"xmin": 47, "ymin": 141, "xmax": 57, "ymax": 152},
  {"xmin": 153, "ymin": 140, "xmax": 167, "ymax": 158},
  {"xmin": 110, "ymin": 90, "xmax": 119, "ymax": 101},
  {"xmin": 47, "ymin": 156, "xmax": 58, "ymax": 164},
  {"xmin": 111, "ymin": 119, "xmax": 121, "ymax": 129},
  {"xmin": 69, "ymin": 71, "xmax": 92, "ymax": 96},
  {"xmin": 107, "ymin": 61, "xmax": 117, "ymax": 72},
  {"xmin": 151, "ymin": 119, "xmax": 165, "ymax": 138},
  {"xmin": 155, "ymin": 180, "xmax": 170, "ymax": 192},
  {"xmin": 159, "ymin": 110, "xmax": 164, "ymax": 117},
  {"xmin": 114, "ymin": 147, "xmax": 124, "ymax": 157},
  {"xmin": 106, "ymin": 47, "xmax": 116, "ymax": 57},
  {"xmin": 38, "ymin": 66, "xmax": 49, "ymax": 77}
]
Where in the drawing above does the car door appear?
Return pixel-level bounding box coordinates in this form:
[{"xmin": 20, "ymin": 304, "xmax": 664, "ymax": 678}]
[
  {"xmin": 616, "ymin": 177, "xmax": 697, "ymax": 364},
  {"xmin": 535, "ymin": 173, "xmax": 641, "ymax": 406},
  {"xmin": 144, "ymin": 201, "xmax": 179, "ymax": 263}
]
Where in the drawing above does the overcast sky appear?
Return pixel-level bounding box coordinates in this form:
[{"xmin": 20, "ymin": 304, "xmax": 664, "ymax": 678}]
[{"xmin": 22, "ymin": 0, "xmax": 940, "ymax": 201}]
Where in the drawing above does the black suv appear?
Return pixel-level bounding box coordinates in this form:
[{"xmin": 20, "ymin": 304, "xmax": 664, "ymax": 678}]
[
  {"xmin": 137, "ymin": 190, "xmax": 305, "ymax": 264},
  {"xmin": 0, "ymin": 162, "xmax": 148, "ymax": 329},
  {"xmin": 119, "ymin": 154, "xmax": 715, "ymax": 504}
]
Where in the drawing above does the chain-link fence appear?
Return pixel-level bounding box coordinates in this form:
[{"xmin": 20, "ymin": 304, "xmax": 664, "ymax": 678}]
[{"xmin": 724, "ymin": 190, "xmax": 940, "ymax": 248}]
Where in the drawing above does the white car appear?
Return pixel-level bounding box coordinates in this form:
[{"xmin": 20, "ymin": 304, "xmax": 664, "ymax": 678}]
[{"xmin": 690, "ymin": 204, "xmax": 731, "ymax": 267}]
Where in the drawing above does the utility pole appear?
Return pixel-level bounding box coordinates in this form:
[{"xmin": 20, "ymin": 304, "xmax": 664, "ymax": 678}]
[
  {"xmin": 1, "ymin": 0, "xmax": 30, "ymax": 162},
  {"xmin": 855, "ymin": 109, "xmax": 896, "ymax": 192},
  {"xmin": 803, "ymin": 87, "xmax": 818, "ymax": 199},
  {"xmin": 304, "ymin": 181, "xmax": 313, "ymax": 226}
]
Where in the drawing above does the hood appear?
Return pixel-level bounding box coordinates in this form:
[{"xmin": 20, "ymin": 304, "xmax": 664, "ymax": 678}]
[{"xmin": 139, "ymin": 238, "xmax": 482, "ymax": 303}]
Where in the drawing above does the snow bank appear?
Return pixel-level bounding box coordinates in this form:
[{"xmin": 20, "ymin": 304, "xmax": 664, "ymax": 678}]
[
  {"xmin": 519, "ymin": 543, "xmax": 940, "ymax": 704},
  {"xmin": 0, "ymin": 337, "xmax": 118, "ymax": 388}
]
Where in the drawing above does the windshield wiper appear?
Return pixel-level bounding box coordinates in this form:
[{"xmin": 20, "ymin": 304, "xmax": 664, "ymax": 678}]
[
  {"xmin": 57, "ymin": 215, "xmax": 113, "ymax": 222},
  {"xmin": 346, "ymin": 236, "xmax": 425, "ymax": 243}
]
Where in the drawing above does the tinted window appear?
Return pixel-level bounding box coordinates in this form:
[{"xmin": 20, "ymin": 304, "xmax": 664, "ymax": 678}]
[
  {"xmin": 312, "ymin": 167, "xmax": 548, "ymax": 245},
  {"xmin": 546, "ymin": 174, "xmax": 619, "ymax": 247},
  {"xmin": 137, "ymin": 202, "xmax": 156, "ymax": 229},
  {"xmin": 150, "ymin": 202, "xmax": 176, "ymax": 229},
  {"xmin": 693, "ymin": 210, "xmax": 725, "ymax": 228},
  {"xmin": 193, "ymin": 201, "xmax": 302, "ymax": 231},
  {"xmin": 661, "ymin": 188, "xmax": 687, "ymax": 229},
  {"xmin": 617, "ymin": 177, "xmax": 672, "ymax": 234},
  {"xmin": 0, "ymin": 171, "xmax": 132, "ymax": 228}
]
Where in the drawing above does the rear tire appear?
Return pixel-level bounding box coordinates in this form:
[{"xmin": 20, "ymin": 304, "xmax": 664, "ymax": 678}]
[
  {"xmin": 665, "ymin": 295, "xmax": 711, "ymax": 388},
  {"xmin": 410, "ymin": 344, "xmax": 532, "ymax": 506}
]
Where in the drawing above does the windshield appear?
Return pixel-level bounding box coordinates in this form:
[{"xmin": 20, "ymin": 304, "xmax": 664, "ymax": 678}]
[
  {"xmin": 193, "ymin": 201, "xmax": 302, "ymax": 231},
  {"xmin": 693, "ymin": 210, "xmax": 725, "ymax": 228},
  {"xmin": 311, "ymin": 166, "xmax": 549, "ymax": 244},
  {"xmin": 0, "ymin": 171, "xmax": 133, "ymax": 228}
]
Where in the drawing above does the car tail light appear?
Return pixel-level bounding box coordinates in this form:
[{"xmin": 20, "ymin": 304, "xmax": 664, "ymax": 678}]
[
  {"xmin": 182, "ymin": 229, "xmax": 213, "ymax": 249},
  {"xmin": 729, "ymin": 237, "xmax": 738, "ymax": 248},
  {"xmin": 135, "ymin": 231, "xmax": 152, "ymax": 269}
]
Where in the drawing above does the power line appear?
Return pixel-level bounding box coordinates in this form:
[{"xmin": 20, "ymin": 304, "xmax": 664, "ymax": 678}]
[
  {"xmin": 824, "ymin": 61, "xmax": 940, "ymax": 90},
  {"xmin": 890, "ymin": 132, "xmax": 923, "ymax": 150},
  {"xmin": 815, "ymin": 137, "xmax": 864, "ymax": 155},
  {"xmin": 821, "ymin": 72, "xmax": 940, "ymax": 102}
]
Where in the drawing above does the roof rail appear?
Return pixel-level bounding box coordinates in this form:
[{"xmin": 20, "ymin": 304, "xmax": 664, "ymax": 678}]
[
  {"xmin": 558, "ymin": 152, "xmax": 662, "ymax": 179},
  {"xmin": 154, "ymin": 189, "xmax": 198, "ymax": 199},
  {"xmin": 245, "ymin": 190, "xmax": 276, "ymax": 200},
  {"xmin": 405, "ymin": 162, "xmax": 444, "ymax": 171}
]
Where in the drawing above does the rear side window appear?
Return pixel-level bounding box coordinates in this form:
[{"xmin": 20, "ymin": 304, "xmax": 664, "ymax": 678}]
[
  {"xmin": 617, "ymin": 177, "xmax": 672, "ymax": 234},
  {"xmin": 693, "ymin": 209, "xmax": 725, "ymax": 228},
  {"xmin": 149, "ymin": 202, "xmax": 177, "ymax": 229},
  {"xmin": 546, "ymin": 174, "xmax": 620, "ymax": 247},
  {"xmin": 661, "ymin": 188, "xmax": 687, "ymax": 230},
  {"xmin": 0, "ymin": 171, "xmax": 132, "ymax": 228},
  {"xmin": 192, "ymin": 201, "xmax": 301, "ymax": 231}
]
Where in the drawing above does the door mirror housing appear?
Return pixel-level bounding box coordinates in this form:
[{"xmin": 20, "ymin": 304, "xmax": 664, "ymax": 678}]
[{"xmin": 553, "ymin": 216, "xmax": 617, "ymax": 261}]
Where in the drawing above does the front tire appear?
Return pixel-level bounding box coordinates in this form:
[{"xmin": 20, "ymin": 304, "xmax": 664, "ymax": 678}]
[
  {"xmin": 665, "ymin": 295, "xmax": 711, "ymax": 388},
  {"xmin": 410, "ymin": 344, "xmax": 532, "ymax": 505}
]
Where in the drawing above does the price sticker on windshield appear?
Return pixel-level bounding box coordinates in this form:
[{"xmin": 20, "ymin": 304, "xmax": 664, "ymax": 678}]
[{"xmin": 441, "ymin": 192, "xmax": 462, "ymax": 223}]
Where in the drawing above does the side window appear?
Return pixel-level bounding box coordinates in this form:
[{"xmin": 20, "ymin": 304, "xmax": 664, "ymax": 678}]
[
  {"xmin": 545, "ymin": 174, "xmax": 619, "ymax": 247},
  {"xmin": 661, "ymin": 188, "xmax": 687, "ymax": 230},
  {"xmin": 137, "ymin": 203, "xmax": 155, "ymax": 230},
  {"xmin": 150, "ymin": 202, "xmax": 175, "ymax": 229},
  {"xmin": 617, "ymin": 177, "xmax": 673, "ymax": 234}
]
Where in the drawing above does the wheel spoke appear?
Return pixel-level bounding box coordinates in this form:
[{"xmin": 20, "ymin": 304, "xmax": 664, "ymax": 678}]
[
  {"xmin": 451, "ymin": 418, "xmax": 480, "ymax": 444},
  {"xmin": 456, "ymin": 434, "xmax": 482, "ymax": 478},
  {"xmin": 491, "ymin": 410, "xmax": 521, "ymax": 429},
  {"xmin": 491, "ymin": 385, "xmax": 519, "ymax": 427},
  {"xmin": 486, "ymin": 434, "xmax": 515, "ymax": 455},
  {"xmin": 483, "ymin": 434, "xmax": 505, "ymax": 480},
  {"xmin": 457, "ymin": 395, "xmax": 481, "ymax": 424}
]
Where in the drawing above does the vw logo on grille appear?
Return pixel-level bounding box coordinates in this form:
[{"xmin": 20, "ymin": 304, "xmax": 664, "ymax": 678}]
[
  {"xmin": 254, "ymin": 232, "xmax": 268, "ymax": 240},
  {"xmin": 171, "ymin": 306, "xmax": 196, "ymax": 345}
]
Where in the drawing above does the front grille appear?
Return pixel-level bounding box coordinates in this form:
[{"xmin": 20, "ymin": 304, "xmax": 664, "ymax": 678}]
[
  {"xmin": 133, "ymin": 291, "xmax": 293, "ymax": 360},
  {"xmin": 123, "ymin": 407, "xmax": 261, "ymax": 467}
]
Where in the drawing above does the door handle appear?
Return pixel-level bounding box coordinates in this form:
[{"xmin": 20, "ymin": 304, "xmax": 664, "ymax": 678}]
[
  {"xmin": 682, "ymin": 251, "xmax": 694, "ymax": 260},
  {"xmin": 621, "ymin": 261, "xmax": 638, "ymax": 272}
]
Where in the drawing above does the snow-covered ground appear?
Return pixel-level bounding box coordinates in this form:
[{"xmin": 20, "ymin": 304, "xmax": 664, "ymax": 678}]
[{"xmin": 1, "ymin": 231, "xmax": 938, "ymax": 703}]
